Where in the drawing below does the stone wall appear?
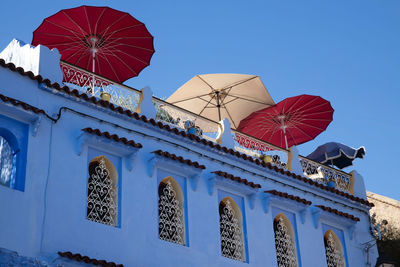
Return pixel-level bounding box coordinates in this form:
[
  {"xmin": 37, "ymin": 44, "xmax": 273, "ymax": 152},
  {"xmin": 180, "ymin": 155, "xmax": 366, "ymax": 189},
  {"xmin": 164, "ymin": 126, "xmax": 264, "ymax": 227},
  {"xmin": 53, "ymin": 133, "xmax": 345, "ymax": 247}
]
[{"xmin": 367, "ymin": 191, "xmax": 400, "ymax": 236}]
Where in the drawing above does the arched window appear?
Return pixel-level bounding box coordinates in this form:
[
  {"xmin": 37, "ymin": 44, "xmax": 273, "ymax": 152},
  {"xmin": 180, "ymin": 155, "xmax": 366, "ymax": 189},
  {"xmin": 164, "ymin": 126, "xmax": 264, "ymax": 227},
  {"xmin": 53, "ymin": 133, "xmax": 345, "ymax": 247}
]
[
  {"xmin": 87, "ymin": 156, "xmax": 118, "ymax": 227},
  {"xmin": 273, "ymin": 214, "xmax": 298, "ymax": 267},
  {"xmin": 219, "ymin": 197, "xmax": 245, "ymax": 262},
  {"xmin": 158, "ymin": 176, "xmax": 185, "ymax": 245},
  {"xmin": 324, "ymin": 230, "xmax": 345, "ymax": 267},
  {"xmin": 0, "ymin": 133, "xmax": 17, "ymax": 189}
]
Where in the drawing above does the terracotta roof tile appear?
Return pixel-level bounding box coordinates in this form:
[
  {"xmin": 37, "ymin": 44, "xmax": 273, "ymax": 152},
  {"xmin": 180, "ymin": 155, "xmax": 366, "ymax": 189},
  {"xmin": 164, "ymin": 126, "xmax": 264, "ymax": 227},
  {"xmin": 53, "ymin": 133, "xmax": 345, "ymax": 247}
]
[
  {"xmin": 212, "ymin": 171, "xmax": 261, "ymax": 189},
  {"xmin": 82, "ymin": 127, "xmax": 142, "ymax": 149},
  {"xmin": 0, "ymin": 92, "xmax": 46, "ymax": 115},
  {"xmin": 152, "ymin": 150, "xmax": 206, "ymax": 170},
  {"xmin": 264, "ymin": 190, "xmax": 312, "ymax": 205},
  {"xmin": 315, "ymin": 205, "xmax": 360, "ymax": 222},
  {"xmin": 58, "ymin": 251, "xmax": 123, "ymax": 267},
  {"xmin": 0, "ymin": 60, "xmax": 373, "ymax": 207}
]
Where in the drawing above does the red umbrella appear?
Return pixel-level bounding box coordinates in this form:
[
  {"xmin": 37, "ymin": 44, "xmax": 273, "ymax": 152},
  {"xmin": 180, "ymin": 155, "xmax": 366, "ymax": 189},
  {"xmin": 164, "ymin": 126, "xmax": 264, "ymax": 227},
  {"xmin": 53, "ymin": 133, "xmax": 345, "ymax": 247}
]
[
  {"xmin": 237, "ymin": 94, "xmax": 334, "ymax": 149},
  {"xmin": 32, "ymin": 5, "xmax": 155, "ymax": 84}
]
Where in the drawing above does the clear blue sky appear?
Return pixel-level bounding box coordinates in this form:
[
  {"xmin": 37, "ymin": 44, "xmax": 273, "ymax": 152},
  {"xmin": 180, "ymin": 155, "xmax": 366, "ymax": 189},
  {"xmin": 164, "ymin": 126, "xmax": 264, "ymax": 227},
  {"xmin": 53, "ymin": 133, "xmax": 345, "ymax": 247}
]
[{"xmin": 1, "ymin": 0, "xmax": 399, "ymax": 200}]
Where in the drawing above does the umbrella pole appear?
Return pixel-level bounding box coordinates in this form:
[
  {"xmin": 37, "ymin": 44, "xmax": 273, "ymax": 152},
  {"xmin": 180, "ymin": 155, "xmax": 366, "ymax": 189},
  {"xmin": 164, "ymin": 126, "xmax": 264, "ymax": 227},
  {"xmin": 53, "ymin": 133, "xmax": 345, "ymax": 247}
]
[
  {"xmin": 92, "ymin": 50, "xmax": 96, "ymax": 73},
  {"xmin": 283, "ymin": 128, "xmax": 289, "ymax": 150},
  {"xmin": 216, "ymin": 91, "xmax": 221, "ymax": 121},
  {"xmin": 280, "ymin": 117, "xmax": 289, "ymax": 150},
  {"xmin": 91, "ymin": 49, "xmax": 96, "ymax": 94},
  {"xmin": 90, "ymin": 37, "xmax": 98, "ymax": 95}
]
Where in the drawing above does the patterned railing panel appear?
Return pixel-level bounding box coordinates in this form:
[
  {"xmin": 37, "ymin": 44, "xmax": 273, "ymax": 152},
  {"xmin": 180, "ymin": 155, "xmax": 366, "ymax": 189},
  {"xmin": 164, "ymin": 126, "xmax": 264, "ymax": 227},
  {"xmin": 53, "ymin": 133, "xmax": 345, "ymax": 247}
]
[
  {"xmin": 153, "ymin": 98, "xmax": 220, "ymax": 136},
  {"xmin": 300, "ymin": 157, "xmax": 351, "ymax": 193},
  {"xmin": 233, "ymin": 132, "xmax": 283, "ymax": 152},
  {"xmin": 233, "ymin": 131, "xmax": 289, "ymax": 169},
  {"xmin": 61, "ymin": 61, "xmax": 141, "ymax": 112}
]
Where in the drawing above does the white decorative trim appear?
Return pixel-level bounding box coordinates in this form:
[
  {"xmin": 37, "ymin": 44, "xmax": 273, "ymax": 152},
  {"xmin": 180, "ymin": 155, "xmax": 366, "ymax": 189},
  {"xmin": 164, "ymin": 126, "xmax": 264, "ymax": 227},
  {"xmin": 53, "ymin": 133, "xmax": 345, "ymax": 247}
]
[
  {"xmin": 148, "ymin": 154, "xmax": 203, "ymax": 191},
  {"xmin": 205, "ymin": 172, "xmax": 259, "ymax": 210},
  {"xmin": 76, "ymin": 132, "xmax": 140, "ymax": 171},
  {"xmin": 310, "ymin": 206, "xmax": 357, "ymax": 239},
  {"xmin": 261, "ymin": 192, "xmax": 309, "ymax": 224}
]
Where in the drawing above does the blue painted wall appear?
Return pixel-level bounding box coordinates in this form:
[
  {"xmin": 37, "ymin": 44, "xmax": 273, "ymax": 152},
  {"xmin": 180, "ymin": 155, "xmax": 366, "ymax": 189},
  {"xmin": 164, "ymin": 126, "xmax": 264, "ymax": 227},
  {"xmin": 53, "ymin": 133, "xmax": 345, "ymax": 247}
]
[{"xmin": 0, "ymin": 63, "xmax": 378, "ymax": 266}]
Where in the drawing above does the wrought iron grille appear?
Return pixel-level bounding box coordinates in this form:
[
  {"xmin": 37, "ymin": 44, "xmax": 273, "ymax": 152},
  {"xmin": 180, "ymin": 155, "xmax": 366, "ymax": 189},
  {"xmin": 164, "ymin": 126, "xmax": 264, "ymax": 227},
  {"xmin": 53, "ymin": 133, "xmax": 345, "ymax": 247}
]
[
  {"xmin": 274, "ymin": 217, "xmax": 298, "ymax": 267},
  {"xmin": 324, "ymin": 232, "xmax": 345, "ymax": 267},
  {"xmin": 0, "ymin": 136, "xmax": 15, "ymax": 188},
  {"xmin": 219, "ymin": 200, "xmax": 245, "ymax": 262},
  {"xmin": 87, "ymin": 158, "xmax": 118, "ymax": 227},
  {"xmin": 158, "ymin": 181, "xmax": 185, "ymax": 245}
]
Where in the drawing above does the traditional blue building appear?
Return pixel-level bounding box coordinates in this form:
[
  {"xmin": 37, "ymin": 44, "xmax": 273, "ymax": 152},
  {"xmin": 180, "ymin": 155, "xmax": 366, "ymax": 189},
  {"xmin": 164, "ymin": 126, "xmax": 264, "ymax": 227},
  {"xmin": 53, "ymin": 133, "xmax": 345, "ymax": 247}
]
[{"xmin": 0, "ymin": 39, "xmax": 378, "ymax": 266}]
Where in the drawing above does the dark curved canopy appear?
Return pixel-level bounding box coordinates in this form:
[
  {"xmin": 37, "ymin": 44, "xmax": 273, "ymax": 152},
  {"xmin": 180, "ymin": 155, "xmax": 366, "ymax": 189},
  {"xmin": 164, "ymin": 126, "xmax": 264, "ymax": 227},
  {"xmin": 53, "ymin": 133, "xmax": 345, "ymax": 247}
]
[{"xmin": 307, "ymin": 142, "xmax": 365, "ymax": 169}]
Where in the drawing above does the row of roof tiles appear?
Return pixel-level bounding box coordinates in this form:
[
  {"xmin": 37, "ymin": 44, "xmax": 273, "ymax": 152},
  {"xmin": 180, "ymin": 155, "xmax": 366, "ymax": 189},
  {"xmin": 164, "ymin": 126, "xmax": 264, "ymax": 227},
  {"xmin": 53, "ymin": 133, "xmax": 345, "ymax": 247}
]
[
  {"xmin": 152, "ymin": 150, "xmax": 206, "ymax": 170},
  {"xmin": 265, "ymin": 190, "xmax": 312, "ymax": 205},
  {"xmin": 0, "ymin": 93, "xmax": 46, "ymax": 115},
  {"xmin": 82, "ymin": 127, "xmax": 143, "ymax": 148},
  {"xmin": 212, "ymin": 170, "xmax": 261, "ymax": 189},
  {"xmin": 315, "ymin": 205, "xmax": 360, "ymax": 222},
  {"xmin": 264, "ymin": 190, "xmax": 360, "ymax": 221},
  {"xmin": 58, "ymin": 251, "xmax": 123, "ymax": 267},
  {"xmin": 0, "ymin": 59, "xmax": 373, "ymax": 207}
]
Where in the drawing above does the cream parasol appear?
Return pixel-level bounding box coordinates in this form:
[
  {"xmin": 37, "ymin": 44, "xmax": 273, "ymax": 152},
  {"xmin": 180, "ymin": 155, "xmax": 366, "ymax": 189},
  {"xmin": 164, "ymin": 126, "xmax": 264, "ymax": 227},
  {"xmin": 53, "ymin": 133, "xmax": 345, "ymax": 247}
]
[{"xmin": 166, "ymin": 74, "xmax": 275, "ymax": 129}]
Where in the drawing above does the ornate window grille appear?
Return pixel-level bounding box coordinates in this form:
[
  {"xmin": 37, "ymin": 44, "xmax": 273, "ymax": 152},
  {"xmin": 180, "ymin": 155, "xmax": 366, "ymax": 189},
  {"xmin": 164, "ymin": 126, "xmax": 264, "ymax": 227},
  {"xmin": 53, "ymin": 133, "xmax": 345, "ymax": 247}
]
[
  {"xmin": 158, "ymin": 180, "xmax": 185, "ymax": 245},
  {"xmin": 0, "ymin": 135, "xmax": 16, "ymax": 188},
  {"xmin": 324, "ymin": 232, "xmax": 345, "ymax": 267},
  {"xmin": 273, "ymin": 217, "xmax": 298, "ymax": 267},
  {"xmin": 219, "ymin": 198, "xmax": 245, "ymax": 262},
  {"xmin": 87, "ymin": 157, "xmax": 118, "ymax": 227}
]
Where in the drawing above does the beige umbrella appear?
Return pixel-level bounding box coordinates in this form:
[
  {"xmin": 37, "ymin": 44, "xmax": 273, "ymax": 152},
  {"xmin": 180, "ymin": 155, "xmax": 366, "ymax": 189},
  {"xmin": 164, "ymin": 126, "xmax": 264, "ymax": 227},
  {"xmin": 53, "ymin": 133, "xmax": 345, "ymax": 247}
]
[{"xmin": 166, "ymin": 74, "xmax": 275, "ymax": 129}]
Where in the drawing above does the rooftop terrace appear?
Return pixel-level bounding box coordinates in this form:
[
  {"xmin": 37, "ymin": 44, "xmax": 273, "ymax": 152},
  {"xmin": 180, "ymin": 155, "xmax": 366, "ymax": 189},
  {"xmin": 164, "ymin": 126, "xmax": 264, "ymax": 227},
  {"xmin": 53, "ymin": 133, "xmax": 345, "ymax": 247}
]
[{"xmin": 61, "ymin": 60, "xmax": 353, "ymax": 194}]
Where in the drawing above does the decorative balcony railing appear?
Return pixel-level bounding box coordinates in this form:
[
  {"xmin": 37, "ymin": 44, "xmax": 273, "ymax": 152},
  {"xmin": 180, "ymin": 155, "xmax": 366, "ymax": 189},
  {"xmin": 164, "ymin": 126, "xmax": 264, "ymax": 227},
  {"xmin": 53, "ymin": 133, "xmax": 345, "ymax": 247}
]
[
  {"xmin": 232, "ymin": 131, "xmax": 288, "ymax": 169},
  {"xmin": 153, "ymin": 98, "xmax": 220, "ymax": 136},
  {"xmin": 61, "ymin": 61, "xmax": 141, "ymax": 112},
  {"xmin": 60, "ymin": 61, "xmax": 353, "ymax": 194},
  {"xmin": 299, "ymin": 156, "xmax": 352, "ymax": 193}
]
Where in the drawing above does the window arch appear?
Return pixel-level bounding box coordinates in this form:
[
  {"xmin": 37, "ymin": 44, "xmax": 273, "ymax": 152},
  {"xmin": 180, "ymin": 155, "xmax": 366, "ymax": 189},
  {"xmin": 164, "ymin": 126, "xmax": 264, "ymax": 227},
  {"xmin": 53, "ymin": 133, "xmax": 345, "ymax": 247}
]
[
  {"xmin": 324, "ymin": 230, "xmax": 345, "ymax": 267},
  {"xmin": 219, "ymin": 196, "xmax": 245, "ymax": 262},
  {"xmin": 87, "ymin": 155, "xmax": 118, "ymax": 227},
  {"xmin": 158, "ymin": 176, "xmax": 185, "ymax": 245},
  {"xmin": 273, "ymin": 213, "xmax": 298, "ymax": 267},
  {"xmin": 0, "ymin": 130, "xmax": 18, "ymax": 189}
]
